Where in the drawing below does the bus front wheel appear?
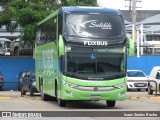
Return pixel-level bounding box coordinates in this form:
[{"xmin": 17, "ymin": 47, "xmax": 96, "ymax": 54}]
[
  {"xmin": 56, "ymin": 87, "xmax": 66, "ymax": 107},
  {"xmin": 40, "ymin": 85, "xmax": 49, "ymax": 101},
  {"xmin": 106, "ymin": 100, "xmax": 116, "ymax": 107},
  {"xmin": 58, "ymin": 98, "xmax": 66, "ymax": 107}
]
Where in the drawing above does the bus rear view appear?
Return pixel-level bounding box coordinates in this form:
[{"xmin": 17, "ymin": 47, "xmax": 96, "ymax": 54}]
[{"xmin": 35, "ymin": 7, "xmax": 130, "ymax": 107}]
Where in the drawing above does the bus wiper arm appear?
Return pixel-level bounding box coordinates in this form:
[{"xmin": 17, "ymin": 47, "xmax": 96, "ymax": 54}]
[{"xmin": 114, "ymin": 73, "xmax": 125, "ymax": 77}]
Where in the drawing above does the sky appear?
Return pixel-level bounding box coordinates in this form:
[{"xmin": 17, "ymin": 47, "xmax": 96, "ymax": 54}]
[{"xmin": 97, "ymin": 0, "xmax": 160, "ymax": 10}]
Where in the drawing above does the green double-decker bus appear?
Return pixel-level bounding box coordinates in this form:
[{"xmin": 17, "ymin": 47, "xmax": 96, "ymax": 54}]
[{"xmin": 35, "ymin": 6, "xmax": 134, "ymax": 107}]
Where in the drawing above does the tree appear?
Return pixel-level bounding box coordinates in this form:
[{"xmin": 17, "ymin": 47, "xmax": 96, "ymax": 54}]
[
  {"xmin": 0, "ymin": 0, "xmax": 98, "ymax": 46},
  {"xmin": 0, "ymin": 0, "xmax": 14, "ymax": 31},
  {"xmin": 8, "ymin": 0, "xmax": 56, "ymax": 45}
]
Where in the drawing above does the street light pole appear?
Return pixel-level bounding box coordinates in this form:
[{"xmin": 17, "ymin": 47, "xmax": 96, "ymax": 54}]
[{"xmin": 132, "ymin": 0, "xmax": 137, "ymax": 43}]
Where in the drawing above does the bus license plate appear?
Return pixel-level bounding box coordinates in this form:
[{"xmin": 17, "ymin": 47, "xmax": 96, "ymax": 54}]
[{"xmin": 90, "ymin": 94, "xmax": 101, "ymax": 99}]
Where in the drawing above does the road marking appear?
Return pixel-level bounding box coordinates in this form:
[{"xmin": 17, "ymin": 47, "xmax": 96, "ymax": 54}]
[
  {"xmin": 19, "ymin": 95, "xmax": 41, "ymax": 101},
  {"xmin": 0, "ymin": 97, "xmax": 11, "ymax": 100},
  {"xmin": 130, "ymin": 96, "xmax": 145, "ymax": 100},
  {"xmin": 149, "ymin": 96, "xmax": 160, "ymax": 100}
]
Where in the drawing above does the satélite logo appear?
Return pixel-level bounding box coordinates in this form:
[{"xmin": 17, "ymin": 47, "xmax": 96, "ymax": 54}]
[
  {"xmin": 80, "ymin": 20, "xmax": 112, "ymax": 30},
  {"xmin": 84, "ymin": 41, "xmax": 108, "ymax": 46}
]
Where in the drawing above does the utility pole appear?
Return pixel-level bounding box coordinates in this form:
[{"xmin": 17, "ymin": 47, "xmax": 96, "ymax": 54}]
[
  {"xmin": 125, "ymin": 0, "xmax": 142, "ymax": 43},
  {"xmin": 125, "ymin": 0, "xmax": 142, "ymax": 56},
  {"xmin": 132, "ymin": 0, "xmax": 136, "ymax": 43}
]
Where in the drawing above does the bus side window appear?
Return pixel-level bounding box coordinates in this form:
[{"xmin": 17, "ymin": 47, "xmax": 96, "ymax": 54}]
[{"xmin": 38, "ymin": 16, "xmax": 57, "ymax": 45}]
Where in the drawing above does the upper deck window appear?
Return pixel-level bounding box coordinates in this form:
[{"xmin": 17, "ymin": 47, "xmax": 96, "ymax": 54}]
[{"xmin": 64, "ymin": 13, "xmax": 125, "ymax": 38}]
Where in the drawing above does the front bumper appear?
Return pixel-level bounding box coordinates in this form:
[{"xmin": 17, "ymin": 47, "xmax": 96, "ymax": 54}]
[
  {"xmin": 60, "ymin": 86, "xmax": 126, "ymax": 101},
  {"xmin": 127, "ymin": 82, "xmax": 148, "ymax": 89}
]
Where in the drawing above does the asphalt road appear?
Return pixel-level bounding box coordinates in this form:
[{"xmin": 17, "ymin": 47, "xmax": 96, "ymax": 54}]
[
  {"xmin": 0, "ymin": 90, "xmax": 160, "ymax": 111},
  {"xmin": 0, "ymin": 90, "xmax": 160, "ymax": 120}
]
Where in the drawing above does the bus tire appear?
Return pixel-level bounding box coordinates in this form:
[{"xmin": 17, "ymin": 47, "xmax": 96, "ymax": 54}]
[
  {"xmin": 40, "ymin": 85, "xmax": 49, "ymax": 101},
  {"xmin": 58, "ymin": 98, "xmax": 66, "ymax": 107},
  {"xmin": 106, "ymin": 100, "xmax": 116, "ymax": 107},
  {"xmin": 56, "ymin": 86, "xmax": 66, "ymax": 107},
  {"xmin": 50, "ymin": 83, "xmax": 57, "ymax": 101},
  {"xmin": 148, "ymin": 85, "xmax": 153, "ymax": 95}
]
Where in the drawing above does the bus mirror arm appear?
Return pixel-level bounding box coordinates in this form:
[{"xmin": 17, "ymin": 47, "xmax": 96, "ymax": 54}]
[
  {"xmin": 127, "ymin": 37, "xmax": 135, "ymax": 56},
  {"xmin": 58, "ymin": 35, "xmax": 65, "ymax": 56}
]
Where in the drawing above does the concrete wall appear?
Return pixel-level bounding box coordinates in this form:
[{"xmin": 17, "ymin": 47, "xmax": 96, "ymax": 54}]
[
  {"xmin": 0, "ymin": 56, "xmax": 160, "ymax": 90},
  {"xmin": 0, "ymin": 57, "xmax": 35, "ymax": 90},
  {"xmin": 127, "ymin": 56, "xmax": 160, "ymax": 76}
]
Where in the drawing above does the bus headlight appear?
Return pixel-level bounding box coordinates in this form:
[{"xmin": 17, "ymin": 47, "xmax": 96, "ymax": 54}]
[
  {"xmin": 62, "ymin": 80, "xmax": 78, "ymax": 88},
  {"xmin": 114, "ymin": 83, "xmax": 126, "ymax": 89}
]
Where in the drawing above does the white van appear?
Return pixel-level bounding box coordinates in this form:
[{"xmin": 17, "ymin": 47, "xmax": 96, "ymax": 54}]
[
  {"xmin": 10, "ymin": 39, "xmax": 33, "ymax": 56},
  {"xmin": 144, "ymin": 34, "xmax": 160, "ymax": 54},
  {"xmin": 148, "ymin": 66, "xmax": 160, "ymax": 95},
  {"xmin": 0, "ymin": 39, "xmax": 11, "ymax": 55}
]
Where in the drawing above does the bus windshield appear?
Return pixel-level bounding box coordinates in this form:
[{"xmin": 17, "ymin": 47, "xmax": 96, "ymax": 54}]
[
  {"xmin": 63, "ymin": 45, "xmax": 126, "ymax": 80},
  {"xmin": 64, "ymin": 13, "xmax": 125, "ymax": 38}
]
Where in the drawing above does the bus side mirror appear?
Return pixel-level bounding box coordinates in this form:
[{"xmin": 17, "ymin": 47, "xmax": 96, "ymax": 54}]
[
  {"xmin": 127, "ymin": 37, "xmax": 134, "ymax": 56},
  {"xmin": 58, "ymin": 35, "xmax": 64, "ymax": 56}
]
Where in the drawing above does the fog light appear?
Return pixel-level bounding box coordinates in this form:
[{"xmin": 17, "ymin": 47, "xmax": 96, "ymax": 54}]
[
  {"xmin": 65, "ymin": 90, "xmax": 73, "ymax": 96},
  {"xmin": 118, "ymin": 92, "xmax": 125, "ymax": 96}
]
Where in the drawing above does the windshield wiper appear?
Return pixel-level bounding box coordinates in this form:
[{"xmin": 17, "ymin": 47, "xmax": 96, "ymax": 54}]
[{"xmin": 65, "ymin": 71, "xmax": 93, "ymax": 77}]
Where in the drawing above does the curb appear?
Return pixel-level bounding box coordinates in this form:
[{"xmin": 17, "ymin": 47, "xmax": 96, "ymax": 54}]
[
  {"xmin": 149, "ymin": 96, "xmax": 160, "ymax": 100},
  {"xmin": 0, "ymin": 96, "xmax": 11, "ymax": 100}
]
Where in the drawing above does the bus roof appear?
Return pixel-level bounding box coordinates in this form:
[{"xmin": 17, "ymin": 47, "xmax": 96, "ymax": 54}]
[
  {"xmin": 60, "ymin": 6, "xmax": 122, "ymax": 15},
  {"xmin": 38, "ymin": 6, "xmax": 122, "ymax": 26}
]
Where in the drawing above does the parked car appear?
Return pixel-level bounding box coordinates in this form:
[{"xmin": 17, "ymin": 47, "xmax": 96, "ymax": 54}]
[
  {"xmin": 0, "ymin": 72, "xmax": 3, "ymax": 90},
  {"xmin": 21, "ymin": 71, "xmax": 38, "ymax": 96},
  {"xmin": 17, "ymin": 71, "xmax": 28, "ymax": 91},
  {"xmin": 148, "ymin": 66, "xmax": 160, "ymax": 95},
  {"xmin": 127, "ymin": 70, "xmax": 148, "ymax": 91}
]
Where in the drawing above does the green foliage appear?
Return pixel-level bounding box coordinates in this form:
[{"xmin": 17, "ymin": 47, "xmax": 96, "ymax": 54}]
[
  {"xmin": 0, "ymin": 0, "xmax": 98, "ymax": 45},
  {"xmin": 67, "ymin": 0, "xmax": 98, "ymax": 6},
  {"xmin": 0, "ymin": 0, "xmax": 13, "ymax": 30}
]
